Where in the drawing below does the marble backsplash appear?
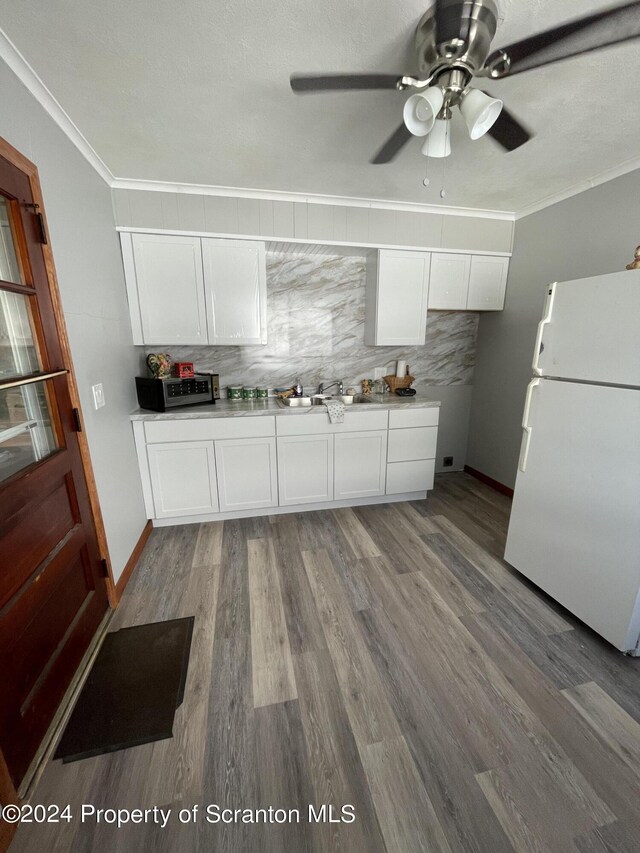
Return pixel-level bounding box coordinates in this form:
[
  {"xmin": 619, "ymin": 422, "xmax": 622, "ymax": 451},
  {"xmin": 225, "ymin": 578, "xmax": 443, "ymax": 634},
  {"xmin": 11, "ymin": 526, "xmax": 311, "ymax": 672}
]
[{"xmin": 143, "ymin": 252, "xmax": 479, "ymax": 393}]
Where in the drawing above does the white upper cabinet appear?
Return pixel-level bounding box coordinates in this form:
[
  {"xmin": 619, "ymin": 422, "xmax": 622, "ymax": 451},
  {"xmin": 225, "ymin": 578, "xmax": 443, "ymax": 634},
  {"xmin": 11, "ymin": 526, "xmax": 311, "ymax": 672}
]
[
  {"xmin": 427, "ymin": 251, "xmax": 508, "ymax": 311},
  {"xmin": 202, "ymin": 238, "xmax": 267, "ymax": 345},
  {"xmin": 127, "ymin": 233, "xmax": 207, "ymax": 345},
  {"xmin": 466, "ymin": 255, "xmax": 509, "ymax": 310},
  {"xmin": 428, "ymin": 253, "xmax": 472, "ymax": 310},
  {"xmin": 365, "ymin": 250, "xmax": 431, "ymax": 346},
  {"xmin": 121, "ymin": 233, "xmax": 267, "ymax": 345}
]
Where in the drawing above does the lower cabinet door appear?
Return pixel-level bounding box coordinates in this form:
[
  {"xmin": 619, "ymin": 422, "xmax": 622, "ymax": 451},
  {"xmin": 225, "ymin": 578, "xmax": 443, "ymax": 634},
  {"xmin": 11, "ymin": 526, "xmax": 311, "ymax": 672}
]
[
  {"xmin": 147, "ymin": 441, "xmax": 218, "ymax": 518},
  {"xmin": 277, "ymin": 434, "xmax": 334, "ymax": 506},
  {"xmin": 334, "ymin": 430, "xmax": 388, "ymax": 499},
  {"xmin": 215, "ymin": 437, "xmax": 278, "ymax": 512},
  {"xmin": 386, "ymin": 459, "xmax": 435, "ymax": 494}
]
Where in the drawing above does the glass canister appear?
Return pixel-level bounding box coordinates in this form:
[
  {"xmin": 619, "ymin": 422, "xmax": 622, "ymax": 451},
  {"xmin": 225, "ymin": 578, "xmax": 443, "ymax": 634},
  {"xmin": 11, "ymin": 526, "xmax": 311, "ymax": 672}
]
[{"xmin": 227, "ymin": 385, "xmax": 243, "ymax": 400}]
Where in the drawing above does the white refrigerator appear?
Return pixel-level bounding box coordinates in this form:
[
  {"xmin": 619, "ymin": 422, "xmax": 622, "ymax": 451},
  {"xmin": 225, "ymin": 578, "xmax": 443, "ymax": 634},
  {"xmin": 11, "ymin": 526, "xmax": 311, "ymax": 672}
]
[{"xmin": 505, "ymin": 269, "xmax": 640, "ymax": 655}]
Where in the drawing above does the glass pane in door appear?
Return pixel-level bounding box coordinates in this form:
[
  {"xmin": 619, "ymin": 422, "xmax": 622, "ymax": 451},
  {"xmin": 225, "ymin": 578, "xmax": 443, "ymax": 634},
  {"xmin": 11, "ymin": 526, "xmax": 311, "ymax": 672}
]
[
  {"xmin": 0, "ymin": 380, "xmax": 58, "ymax": 483},
  {"xmin": 0, "ymin": 291, "xmax": 40, "ymax": 379},
  {"xmin": 0, "ymin": 196, "xmax": 22, "ymax": 284}
]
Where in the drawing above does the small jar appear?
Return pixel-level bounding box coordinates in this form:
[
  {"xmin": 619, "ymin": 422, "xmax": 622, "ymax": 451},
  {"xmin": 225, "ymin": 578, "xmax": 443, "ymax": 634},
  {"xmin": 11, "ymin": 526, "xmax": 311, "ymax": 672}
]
[
  {"xmin": 227, "ymin": 385, "xmax": 243, "ymax": 400},
  {"xmin": 242, "ymin": 387, "xmax": 257, "ymax": 399},
  {"xmin": 256, "ymin": 387, "xmax": 269, "ymax": 399}
]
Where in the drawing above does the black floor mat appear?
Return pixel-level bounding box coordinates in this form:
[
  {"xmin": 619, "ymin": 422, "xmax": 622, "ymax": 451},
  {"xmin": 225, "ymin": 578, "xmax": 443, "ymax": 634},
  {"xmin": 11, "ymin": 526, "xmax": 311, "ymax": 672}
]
[{"xmin": 54, "ymin": 616, "xmax": 194, "ymax": 763}]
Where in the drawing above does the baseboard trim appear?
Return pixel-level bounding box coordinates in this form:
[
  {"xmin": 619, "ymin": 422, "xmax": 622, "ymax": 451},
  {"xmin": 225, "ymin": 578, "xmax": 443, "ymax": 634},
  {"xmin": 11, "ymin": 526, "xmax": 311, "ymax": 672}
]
[
  {"xmin": 114, "ymin": 521, "xmax": 153, "ymax": 603},
  {"xmin": 464, "ymin": 465, "xmax": 514, "ymax": 498}
]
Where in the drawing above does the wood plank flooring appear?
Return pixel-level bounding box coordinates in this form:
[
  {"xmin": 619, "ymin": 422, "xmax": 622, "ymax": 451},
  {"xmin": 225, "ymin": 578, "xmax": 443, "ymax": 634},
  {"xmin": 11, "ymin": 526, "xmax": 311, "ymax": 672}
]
[{"xmin": 11, "ymin": 472, "xmax": 640, "ymax": 853}]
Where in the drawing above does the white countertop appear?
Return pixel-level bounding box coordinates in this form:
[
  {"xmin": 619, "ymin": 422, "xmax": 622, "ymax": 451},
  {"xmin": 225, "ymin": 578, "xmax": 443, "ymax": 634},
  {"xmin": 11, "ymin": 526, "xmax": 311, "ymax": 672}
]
[{"xmin": 130, "ymin": 394, "xmax": 441, "ymax": 421}]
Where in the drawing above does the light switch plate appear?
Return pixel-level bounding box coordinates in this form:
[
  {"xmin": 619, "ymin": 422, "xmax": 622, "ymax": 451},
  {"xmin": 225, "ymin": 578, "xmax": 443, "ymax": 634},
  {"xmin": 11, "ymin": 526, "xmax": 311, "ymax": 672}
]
[
  {"xmin": 374, "ymin": 367, "xmax": 385, "ymax": 379},
  {"xmin": 92, "ymin": 383, "xmax": 105, "ymax": 410}
]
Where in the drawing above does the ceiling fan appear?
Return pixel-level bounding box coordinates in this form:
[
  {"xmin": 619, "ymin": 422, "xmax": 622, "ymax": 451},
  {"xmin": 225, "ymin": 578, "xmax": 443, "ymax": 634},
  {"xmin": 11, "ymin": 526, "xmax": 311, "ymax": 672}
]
[{"xmin": 290, "ymin": 0, "xmax": 640, "ymax": 163}]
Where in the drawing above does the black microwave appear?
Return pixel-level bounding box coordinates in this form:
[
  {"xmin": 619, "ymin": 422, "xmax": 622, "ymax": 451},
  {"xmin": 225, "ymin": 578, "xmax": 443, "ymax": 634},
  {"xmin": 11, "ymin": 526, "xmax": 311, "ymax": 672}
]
[{"xmin": 135, "ymin": 375, "xmax": 214, "ymax": 412}]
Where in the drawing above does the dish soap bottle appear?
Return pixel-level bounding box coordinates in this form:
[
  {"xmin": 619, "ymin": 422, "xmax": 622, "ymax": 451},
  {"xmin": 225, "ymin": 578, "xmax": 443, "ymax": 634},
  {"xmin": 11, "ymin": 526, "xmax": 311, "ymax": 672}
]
[{"xmin": 295, "ymin": 378, "xmax": 303, "ymax": 397}]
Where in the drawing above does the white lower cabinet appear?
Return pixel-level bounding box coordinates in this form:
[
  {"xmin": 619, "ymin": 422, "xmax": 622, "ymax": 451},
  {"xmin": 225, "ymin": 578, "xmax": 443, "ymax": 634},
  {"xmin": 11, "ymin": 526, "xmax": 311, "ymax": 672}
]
[
  {"xmin": 147, "ymin": 441, "xmax": 219, "ymax": 518},
  {"xmin": 215, "ymin": 437, "xmax": 277, "ymax": 512},
  {"xmin": 386, "ymin": 408, "xmax": 439, "ymax": 495},
  {"xmin": 334, "ymin": 430, "xmax": 387, "ymax": 499},
  {"xmin": 277, "ymin": 434, "xmax": 334, "ymax": 506},
  {"xmin": 386, "ymin": 459, "xmax": 436, "ymax": 494},
  {"xmin": 137, "ymin": 408, "xmax": 440, "ymax": 523}
]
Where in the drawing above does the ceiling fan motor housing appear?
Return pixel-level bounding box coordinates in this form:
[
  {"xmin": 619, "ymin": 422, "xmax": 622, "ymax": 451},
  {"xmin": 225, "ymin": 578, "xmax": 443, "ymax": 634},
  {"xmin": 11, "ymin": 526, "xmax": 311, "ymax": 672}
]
[{"xmin": 415, "ymin": 0, "xmax": 499, "ymax": 78}]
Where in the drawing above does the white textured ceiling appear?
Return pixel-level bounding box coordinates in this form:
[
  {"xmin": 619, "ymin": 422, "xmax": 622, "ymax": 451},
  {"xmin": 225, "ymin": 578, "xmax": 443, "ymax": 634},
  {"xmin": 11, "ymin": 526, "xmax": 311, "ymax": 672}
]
[{"xmin": 1, "ymin": 0, "xmax": 639, "ymax": 212}]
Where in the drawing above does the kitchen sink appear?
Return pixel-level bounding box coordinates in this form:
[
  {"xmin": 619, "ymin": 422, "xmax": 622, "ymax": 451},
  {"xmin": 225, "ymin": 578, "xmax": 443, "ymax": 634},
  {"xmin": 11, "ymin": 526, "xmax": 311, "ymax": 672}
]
[{"xmin": 277, "ymin": 394, "xmax": 372, "ymax": 408}]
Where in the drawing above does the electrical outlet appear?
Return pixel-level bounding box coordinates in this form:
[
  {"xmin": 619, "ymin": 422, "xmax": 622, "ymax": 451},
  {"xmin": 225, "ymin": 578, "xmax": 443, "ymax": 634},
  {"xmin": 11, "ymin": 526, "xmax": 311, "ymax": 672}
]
[
  {"xmin": 374, "ymin": 367, "xmax": 385, "ymax": 379},
  {"xmin": 443, "ymin": 456, "xmax": 453, "ymax": 467},
  {"xmin": 92, "ymin": 383, "xmax": 105, "ymax": 410}
]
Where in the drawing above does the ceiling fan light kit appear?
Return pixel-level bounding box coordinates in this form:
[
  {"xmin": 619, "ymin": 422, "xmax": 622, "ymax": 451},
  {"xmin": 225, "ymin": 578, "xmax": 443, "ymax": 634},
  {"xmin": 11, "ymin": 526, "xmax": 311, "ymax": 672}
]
[
  {"xmin": 421, "ymin": 118, "xmax": 452, "ymax": 158},
  {"xmin": 403, "ymin": 88, "xmax": 445, "ymax": 136},
  {"xmin": 459, "ymin": 88, "xmax": 503, "ymax": 140},
  {"xmin": 290, "ymin": 0, "xmax": 640, "ymax": 164}
]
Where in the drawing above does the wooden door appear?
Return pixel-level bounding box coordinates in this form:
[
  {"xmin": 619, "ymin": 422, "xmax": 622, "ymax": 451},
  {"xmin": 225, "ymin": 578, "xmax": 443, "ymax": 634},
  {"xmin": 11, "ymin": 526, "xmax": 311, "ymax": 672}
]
[{"xmin": 0, "ymin": 143, "xmax": 110, "ymax": 792}]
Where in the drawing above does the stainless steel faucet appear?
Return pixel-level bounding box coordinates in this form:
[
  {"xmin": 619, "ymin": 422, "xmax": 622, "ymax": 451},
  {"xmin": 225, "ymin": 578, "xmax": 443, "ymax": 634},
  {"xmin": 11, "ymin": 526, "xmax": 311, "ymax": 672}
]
[{"xmin": 317, "ymin": 380, "xmax": 343, "ymax": 395}]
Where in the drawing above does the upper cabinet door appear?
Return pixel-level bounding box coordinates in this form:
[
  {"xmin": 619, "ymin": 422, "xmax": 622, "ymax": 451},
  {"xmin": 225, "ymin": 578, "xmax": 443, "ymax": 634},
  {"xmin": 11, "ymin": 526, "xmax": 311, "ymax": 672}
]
[
  {"xmin": 428, "ymin": 253, "xmax": 471, "ymax": 310},
  {"xmin": 202, "ymin": 238, "xmax": 267, "ymax": 345},
  {"xmin": 130, "ymin": 233, "xmax": 207, "ymax": 345},
  {"xmin": 365, "ymin": 250, "xmax": 430, "ymax": 346},
  {"xmin": 467, "ymin": 255, "xmax": 509, "ymax": 310}
]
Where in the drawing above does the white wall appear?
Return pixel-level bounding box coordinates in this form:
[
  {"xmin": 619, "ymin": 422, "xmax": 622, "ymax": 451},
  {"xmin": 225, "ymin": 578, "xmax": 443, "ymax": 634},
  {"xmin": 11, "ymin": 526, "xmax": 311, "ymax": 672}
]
[
  {"xmin": 0, "ymin": 60, "xmax": 147, "ymax": 581},
  {"xmin": 467, "ymin": 168, "xmax": 640, "ymax": 489}
]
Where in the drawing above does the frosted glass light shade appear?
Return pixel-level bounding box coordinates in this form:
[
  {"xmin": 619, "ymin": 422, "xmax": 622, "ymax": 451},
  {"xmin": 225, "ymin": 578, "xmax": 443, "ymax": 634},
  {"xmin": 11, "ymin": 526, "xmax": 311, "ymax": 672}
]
[
  {"xmin": 421, "ymin": 119, "xmax": 451, "ymax": 157},
  {"xmin": 403, "ymin": 87, "xmax": 445, "ymax": 137},
  {"xmin": 460, "ymin": 89, "xmax": 503, "ymax": 140}
]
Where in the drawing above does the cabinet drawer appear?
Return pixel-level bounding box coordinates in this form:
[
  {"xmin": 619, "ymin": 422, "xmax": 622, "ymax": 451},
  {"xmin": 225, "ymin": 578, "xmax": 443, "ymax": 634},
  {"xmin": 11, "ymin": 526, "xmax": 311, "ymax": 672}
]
[
  {"xmin": 144, "ymin": 416, "xmax": 275, "ymax": 443},
  {"xmin": 388, "ymin": 407, "xmax": 439, "ymax": 429},
  {"xmin": 387, "ymin": 427, "xmax": 437, "ymax": 462},
  {"xmin": 276, "ymin": 410, "xmax": 388, "ymax": 436},
  {"xmin": 386, "ymin": 460, "xmax": 435, "ymax": 494}
]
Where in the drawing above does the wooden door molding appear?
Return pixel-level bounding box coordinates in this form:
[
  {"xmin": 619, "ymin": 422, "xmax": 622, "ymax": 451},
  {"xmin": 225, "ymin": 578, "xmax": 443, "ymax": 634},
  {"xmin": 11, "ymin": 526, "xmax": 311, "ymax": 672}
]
[{"xmin": 0, "ymin": 137, "xmax": 116, "ymax": 606}]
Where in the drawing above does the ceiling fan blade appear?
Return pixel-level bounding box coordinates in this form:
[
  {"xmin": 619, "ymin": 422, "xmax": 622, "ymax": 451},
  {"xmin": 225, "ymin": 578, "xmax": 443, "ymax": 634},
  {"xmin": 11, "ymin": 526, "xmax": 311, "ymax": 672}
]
[
  {"xmin": 486, "ymin": 102, "xmax": 533, "ymax": 152},
  {"xmin": 370, "ymin": 123, "xmax": 413, "ymax": 164},
  {"xmin": 290, "ymin": 74, "xmax": 401, "ymax": 93},
  {"xmin": 484, "ymin": 0, "xmax": 640, "ymax": 77}
]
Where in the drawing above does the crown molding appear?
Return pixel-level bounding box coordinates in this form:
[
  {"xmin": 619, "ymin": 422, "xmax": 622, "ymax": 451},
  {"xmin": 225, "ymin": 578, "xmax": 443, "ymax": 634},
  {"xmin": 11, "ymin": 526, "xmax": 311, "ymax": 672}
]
[
  {"xmin": 0, "ymin": 27, "xmax": 114, "ymax": 185},
  {"xmin": 515, "ymin": 155, "xmax": 640, "ymax": 220},
  {"xmin": 109, "ymin": 177, "xmax": 516, "ymax": 220}
]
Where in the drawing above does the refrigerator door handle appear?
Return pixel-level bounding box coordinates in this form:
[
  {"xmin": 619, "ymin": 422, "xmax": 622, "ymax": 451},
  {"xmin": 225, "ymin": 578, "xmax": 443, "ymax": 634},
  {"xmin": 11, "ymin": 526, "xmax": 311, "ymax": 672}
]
[
  {"xmin": 519, "ymin": 378, "xmax": 541, "ymax": 472},
  {"xmin": 532, "ymin": 282, "xmax": 557, "ymax": 376}
]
